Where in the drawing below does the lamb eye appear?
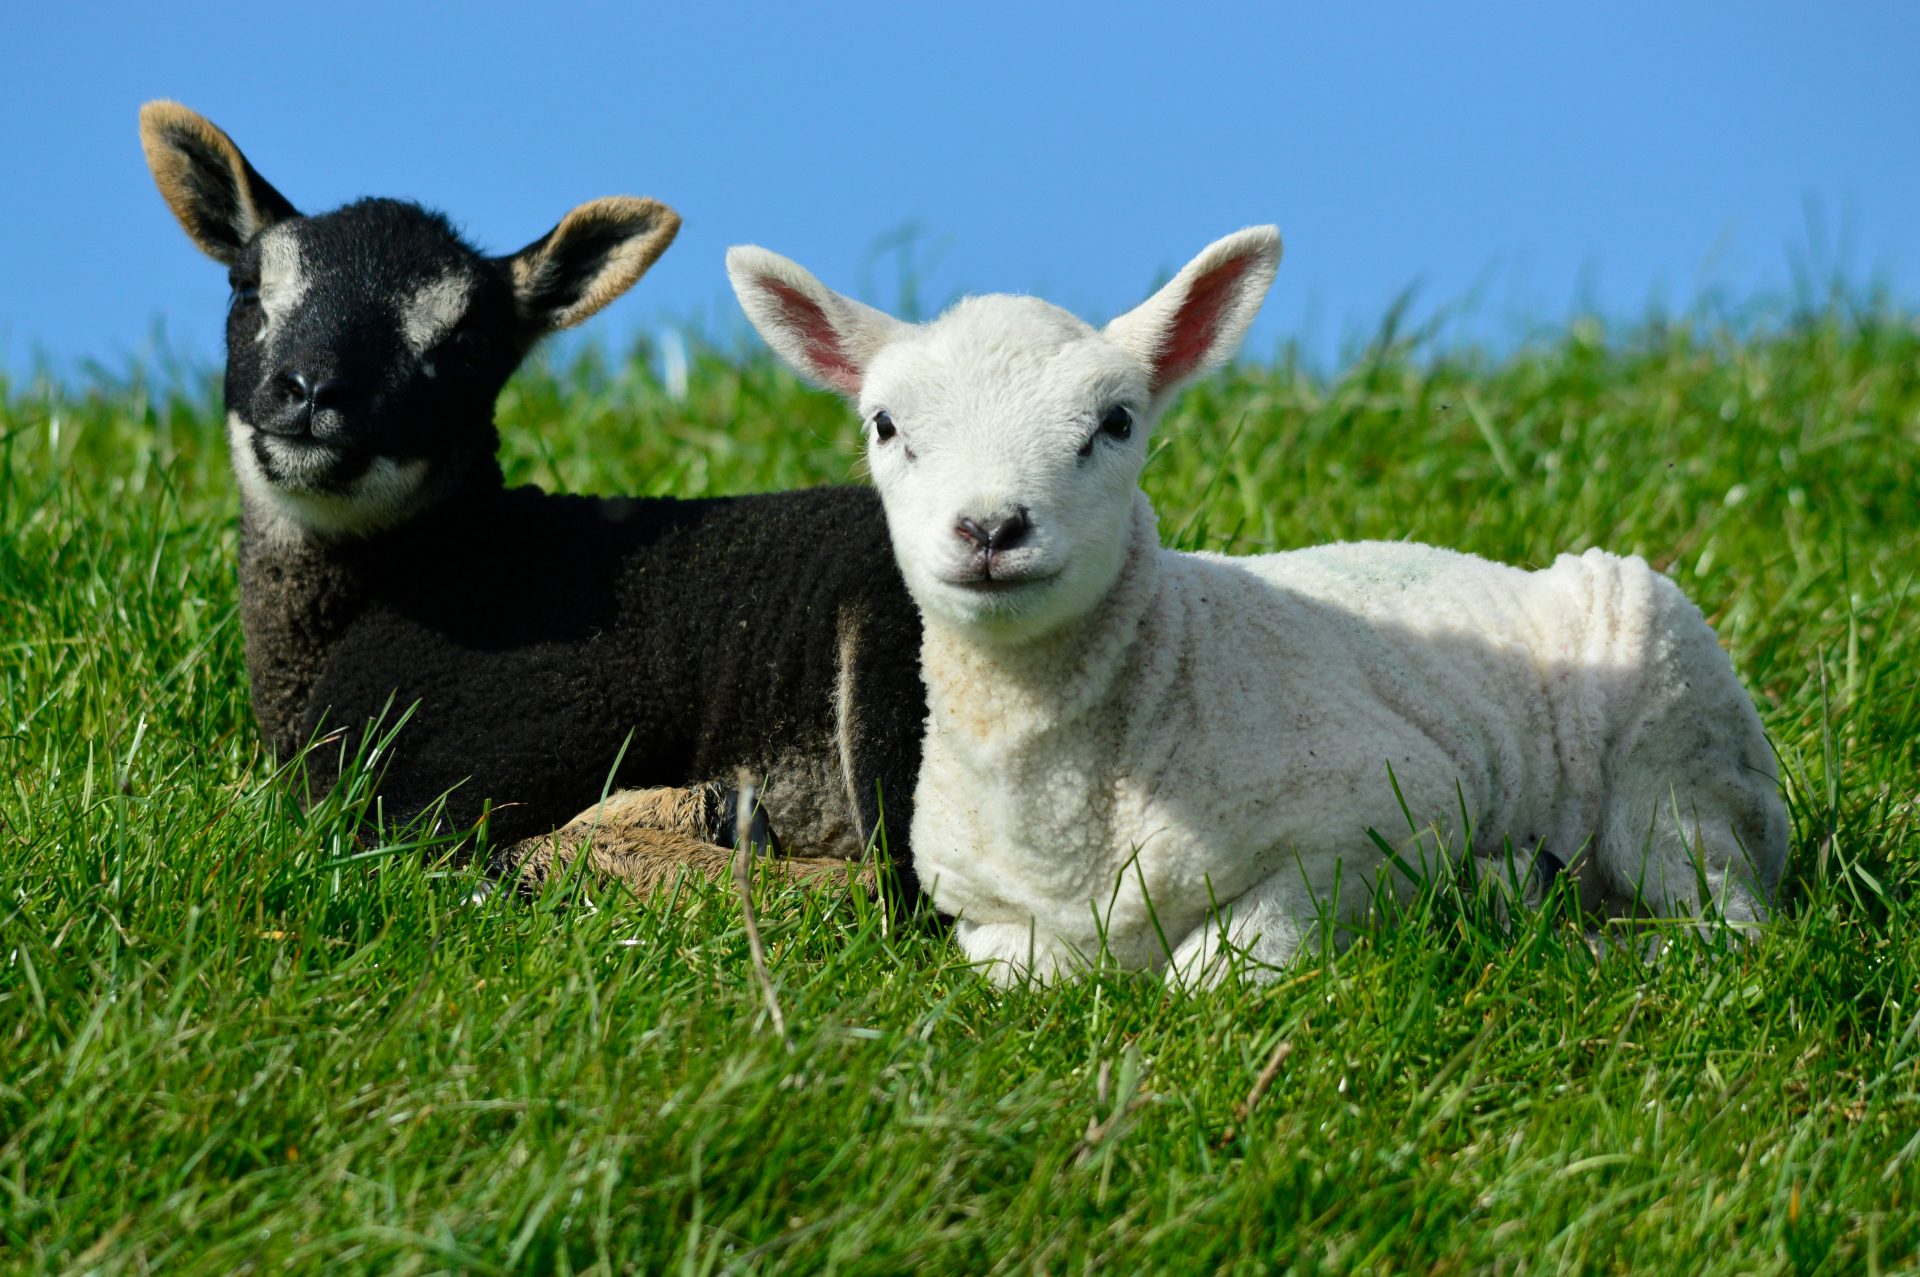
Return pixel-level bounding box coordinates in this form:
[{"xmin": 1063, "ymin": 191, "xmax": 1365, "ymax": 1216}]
[
  {"xmin": 872, "ymin": 410, "xmax": 897, "ymax": 442},
  {"xmin": 229, "ymin": 284, "xmax": 260, "ymax": 312},
  {"xmin": 1100, "ymin": 405, "xmax": 1134, "ymax": 440}
]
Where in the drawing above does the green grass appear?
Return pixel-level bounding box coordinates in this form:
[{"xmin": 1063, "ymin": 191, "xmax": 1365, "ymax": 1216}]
[{"xmin": 3, "ymin": 309, "xmax": 1918, "ymax": 1274}]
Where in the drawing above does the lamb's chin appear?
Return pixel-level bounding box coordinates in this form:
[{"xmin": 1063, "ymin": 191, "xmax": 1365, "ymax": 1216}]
[{"xmin": 920, "ymin": 574, "xmax": 1084, "ymax": 645}]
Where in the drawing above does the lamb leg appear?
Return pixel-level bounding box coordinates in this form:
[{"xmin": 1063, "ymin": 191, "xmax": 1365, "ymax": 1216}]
[{"xmin": 492, "ymin": 785, "xmax": 872, "ymax": 897}]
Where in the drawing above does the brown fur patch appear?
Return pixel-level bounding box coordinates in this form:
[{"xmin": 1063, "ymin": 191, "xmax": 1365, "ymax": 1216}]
[{"xmin": 493, "ymin": 785, "xmax": 874, "ymax": 898}]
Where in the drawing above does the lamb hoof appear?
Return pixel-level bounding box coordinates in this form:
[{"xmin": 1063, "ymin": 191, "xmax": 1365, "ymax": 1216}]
[{"xmin": 710, "ymin": 786, "xmax": 781, "ymax": 856}]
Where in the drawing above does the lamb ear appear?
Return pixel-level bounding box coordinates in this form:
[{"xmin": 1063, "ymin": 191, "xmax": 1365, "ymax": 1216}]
[
  {"xmin": 139, "ymin": 101, "xmax": 300, "ymax": 265},
  {"xmin": 507, "ymin": 196, "xmax": 682, "ymax": 332},
  {"xmin": 726, "ymin": 246, "xmax": 906, "ymax": 397},
  {"xmin": 1104, "ymin": 226, "xmax": 1282, "ymax": 401}
]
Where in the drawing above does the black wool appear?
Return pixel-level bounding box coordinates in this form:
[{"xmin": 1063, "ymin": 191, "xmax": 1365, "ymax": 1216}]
[{"xmin": 242, "ymin": 478, "xmax": 927, "ymax": 896}]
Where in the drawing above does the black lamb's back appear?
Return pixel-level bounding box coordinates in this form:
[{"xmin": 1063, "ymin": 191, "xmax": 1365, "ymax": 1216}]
[{"xmin": 241, "ymin": 482, "xmax": 926, "ymax": 863}]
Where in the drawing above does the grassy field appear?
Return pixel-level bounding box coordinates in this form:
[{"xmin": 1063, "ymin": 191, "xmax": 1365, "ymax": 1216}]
[{"xmin": 3, "ymin": 308, "xmax": 1918, "ymax": 1274}]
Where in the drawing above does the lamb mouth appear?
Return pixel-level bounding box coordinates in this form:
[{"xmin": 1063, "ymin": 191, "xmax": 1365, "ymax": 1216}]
[
  {"xmin": 249, "ymin": 430, "xmax": 369, "ymax": 491},
  {"xmin": 948, "ymin": 571, "xmax": 1057, "ymax": 594},
  {"xmin": 253, "ymin": 428, "xmax": 341, "ymax": 455}
]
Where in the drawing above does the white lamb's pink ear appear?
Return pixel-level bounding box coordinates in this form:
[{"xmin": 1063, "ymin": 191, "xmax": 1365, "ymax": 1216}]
[
  {"xmin": 1104, "ymin": 226, "xmax": 1282, "ymax": 402},
  {"xmin": 726, "ymin": 246, "xmax": 906, "ymax": 396}
]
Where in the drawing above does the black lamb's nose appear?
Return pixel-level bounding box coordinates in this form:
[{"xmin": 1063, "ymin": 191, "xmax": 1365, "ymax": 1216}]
[
  {"xmin": 278, "ymin": 370, "xmax": 315, "ymax": 404},
  {"xmin": 259, "ymin": 369, "xmax": 354, "ymax": 437},
  {"xmin": 956, "ymin": 506, "xmax": 1032, "ymax": 552},
  {"xmin": 259, "ymin": 370, "xmax": 316, "ymax": 436},
  {"xmin": 276, "ymin": 370, "xmax": 353, "ymax": 409}
]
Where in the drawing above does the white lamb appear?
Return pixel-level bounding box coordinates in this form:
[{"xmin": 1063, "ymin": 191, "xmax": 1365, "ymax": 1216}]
[{"xmin": 727, "ymin": 227, "xmax": 1789, "ymax": 986}]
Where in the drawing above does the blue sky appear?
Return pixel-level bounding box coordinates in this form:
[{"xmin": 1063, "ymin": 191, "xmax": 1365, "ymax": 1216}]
[{"xmin": 2, "ymin": 1, "xmax": 1915, "ymax": 378}]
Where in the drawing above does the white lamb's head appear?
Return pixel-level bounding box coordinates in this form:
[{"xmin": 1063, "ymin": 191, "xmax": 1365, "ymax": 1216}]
[{"xmin": 728, "ymin": 227, "xmax": 1281, "ymax": 641}]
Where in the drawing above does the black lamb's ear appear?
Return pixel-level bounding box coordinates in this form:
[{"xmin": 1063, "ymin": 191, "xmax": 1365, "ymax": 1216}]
[
  {"xmin": 506, "ymin": 196, "xmax": 681, "ymax": 334},
  {"xmin": 139, "ymin": 101, "xmax": 299, "ymax": 264}
]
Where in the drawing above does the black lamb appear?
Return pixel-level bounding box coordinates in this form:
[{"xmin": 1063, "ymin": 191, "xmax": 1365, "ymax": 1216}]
[{"xmin": 138, "ymin": 101, "xmax": 927, "ymax": 897}]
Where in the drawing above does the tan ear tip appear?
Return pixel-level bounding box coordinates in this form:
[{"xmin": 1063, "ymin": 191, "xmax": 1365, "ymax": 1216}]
[
  {"xmin": 138, "ymin": 101, "xmax": 176, "ymax": 149},
  {"xmin": 137, "ymin": 100, "xmax": 230, "ymax": 163},
  {"xmin": 138, "ymin": 99, "xmax": 196, "ymax": 133},
  {"xmin": 572, "ymin": 194, "xmax": 681, "ymax": 235}
]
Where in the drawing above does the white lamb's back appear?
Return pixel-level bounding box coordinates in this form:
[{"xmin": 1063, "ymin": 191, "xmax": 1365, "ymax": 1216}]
[
  {"xmin": 1219, "ymin": 538, "xmax": 1590, "ymax": 637},
  {"xmin": 1215, "ymin": 539, "xmax": 1680, "ymax": 773},
  {"xmin": 1222, "ymin": 538, "xmax": 1669, "ymax": 713},
  {"xmin": 1166, "ymin": 540, "xmax": 1645, "ymax": 852},
  {"xmin": 1184, "ymin": 538, "xmax": 1783, "ymax": 910}
]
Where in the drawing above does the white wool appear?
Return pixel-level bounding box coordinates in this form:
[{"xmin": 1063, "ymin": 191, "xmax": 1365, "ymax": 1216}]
[
  {"xmin": 728, "ymin": 227, "xmax": 1789, "ymax": 987},
  {"xmin": 255, "ymin": 228, "xmax": 308, "ymax": 348}
]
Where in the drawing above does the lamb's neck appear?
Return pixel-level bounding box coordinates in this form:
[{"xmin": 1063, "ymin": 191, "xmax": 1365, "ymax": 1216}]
[
  {"xmin": 921, "ymin": 492, "xmax": 1167, "ymax": 749},
  {"xmin": 233, "ymin": 444, "xmax": 513, "ymax": 759}
]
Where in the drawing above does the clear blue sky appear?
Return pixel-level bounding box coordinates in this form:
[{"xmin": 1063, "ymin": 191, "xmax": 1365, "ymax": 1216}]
[{"xmin": 2, "ymin": 1, "xmax": 1915, "ymax": 378}]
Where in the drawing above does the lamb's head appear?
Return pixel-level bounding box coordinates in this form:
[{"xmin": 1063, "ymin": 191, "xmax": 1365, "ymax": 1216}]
[
  {"xmin": 728, "ymin": 227, "xmax": 1281, "ymax": 641},
  {"xmin": 139, "ymin": 102, "xmax": 680, "ymax": 540}
]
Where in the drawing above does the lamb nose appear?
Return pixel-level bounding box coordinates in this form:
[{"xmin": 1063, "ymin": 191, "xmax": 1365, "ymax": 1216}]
[
  {"xmin": 275, "ymin": 371, "xmax": 353, "ymax": 409},
  {"xmin": 261, "ymin": 369, "xmax": 359, "ymax": 439},
  {"xmin": 308, "ymin": 377, "xmax": 351, "ymax": 409},
  {"xmin": 276, "ymin": 369, "xmax": 315, "ymax": 406},
  {"xmin": 956, "ymin": 507, "xmax": 1031, "ymax": 551},
  {"xmin": 258, "ymin": 370, "xmax": 318, "ymax": 436},
  {"xmin": 986, "ymin": 507, "xmax": 1031, "ymax": 550}
]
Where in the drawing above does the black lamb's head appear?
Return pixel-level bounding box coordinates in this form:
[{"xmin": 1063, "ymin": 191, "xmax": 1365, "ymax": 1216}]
[{"xmin": 138, "ymin": 101, "xmax": 680, "ymax": 540}]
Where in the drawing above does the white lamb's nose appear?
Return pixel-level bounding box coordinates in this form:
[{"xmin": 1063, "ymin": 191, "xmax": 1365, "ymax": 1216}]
[{"xmin": 954, "ymin": 507, "xmax": 1032, "ymax": 552}]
